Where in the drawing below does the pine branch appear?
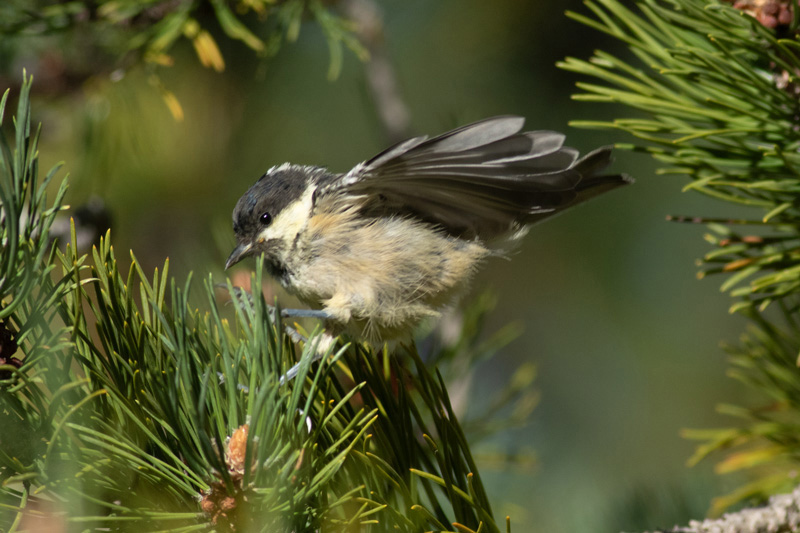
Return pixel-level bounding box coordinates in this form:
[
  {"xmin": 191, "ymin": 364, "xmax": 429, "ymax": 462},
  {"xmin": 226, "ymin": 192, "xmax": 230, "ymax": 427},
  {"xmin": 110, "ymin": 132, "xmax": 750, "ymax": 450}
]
[
  {"xmin": 0, "ymin": 1, "xmax": 369, "ymax": 116},
  {"xmin": 0, "ymin": 74, "xmax": 527, "ymax": 532},
  {"xmin": 561, "ymin": 0, "xmax": 800, "ymax": 514},
  {"xmin": 559, "ymin": 0, "xmax": 800, "ymax": 312}
]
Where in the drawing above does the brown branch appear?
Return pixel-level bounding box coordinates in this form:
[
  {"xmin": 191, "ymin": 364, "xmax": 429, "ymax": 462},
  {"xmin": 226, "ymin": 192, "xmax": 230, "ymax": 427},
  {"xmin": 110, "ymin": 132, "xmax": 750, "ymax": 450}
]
[{"xmin": 342, "ymin": 0, "xmax": 412, "ymax": 143}]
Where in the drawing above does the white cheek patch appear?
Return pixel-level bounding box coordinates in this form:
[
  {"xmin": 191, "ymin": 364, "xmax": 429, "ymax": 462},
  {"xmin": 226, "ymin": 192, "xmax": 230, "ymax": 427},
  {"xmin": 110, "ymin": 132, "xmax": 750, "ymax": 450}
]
[{"xmin": 257, "ymin": 187, "xmax": 314, "ymax": 243}]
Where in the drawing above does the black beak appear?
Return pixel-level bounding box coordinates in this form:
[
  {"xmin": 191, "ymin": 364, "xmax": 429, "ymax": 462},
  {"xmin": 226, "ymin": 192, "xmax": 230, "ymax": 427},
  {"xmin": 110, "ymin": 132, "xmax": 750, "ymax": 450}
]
[{"xmin": 225, "ymin": 242, "xmax": 253, "ymax": 270}]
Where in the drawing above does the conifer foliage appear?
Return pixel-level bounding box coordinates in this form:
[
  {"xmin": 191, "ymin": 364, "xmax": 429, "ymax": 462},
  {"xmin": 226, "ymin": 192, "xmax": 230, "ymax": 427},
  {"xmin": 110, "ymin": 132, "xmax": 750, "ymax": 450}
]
[
  {"xmin": 560, "ymin": 0, "xmax": 800, "ymax": 512},
  {"xmin": 0, "ymin": 76, "xmax": 519, "ymax": 532}
]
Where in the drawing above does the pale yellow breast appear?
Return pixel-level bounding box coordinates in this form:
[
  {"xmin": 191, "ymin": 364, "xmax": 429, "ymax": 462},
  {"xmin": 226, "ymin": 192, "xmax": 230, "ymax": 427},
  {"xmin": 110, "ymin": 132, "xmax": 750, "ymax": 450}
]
[{"xmin": 286, "ymin": 205, "xmax": 489, "ymax": 339}]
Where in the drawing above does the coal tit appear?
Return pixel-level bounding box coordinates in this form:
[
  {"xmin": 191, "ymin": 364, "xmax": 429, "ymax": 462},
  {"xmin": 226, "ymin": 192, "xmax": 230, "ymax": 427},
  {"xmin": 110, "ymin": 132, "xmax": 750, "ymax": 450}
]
[{"xmin": 226, "ymin": 116, "xmax": 630, "ymax": 341}]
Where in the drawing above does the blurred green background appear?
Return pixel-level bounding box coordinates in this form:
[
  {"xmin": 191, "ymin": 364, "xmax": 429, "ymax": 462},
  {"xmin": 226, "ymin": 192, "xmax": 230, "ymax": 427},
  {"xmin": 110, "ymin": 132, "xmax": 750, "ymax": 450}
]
[{"xmin": 8, "ymin": 0, "xmax": 753, "ymax": 530}]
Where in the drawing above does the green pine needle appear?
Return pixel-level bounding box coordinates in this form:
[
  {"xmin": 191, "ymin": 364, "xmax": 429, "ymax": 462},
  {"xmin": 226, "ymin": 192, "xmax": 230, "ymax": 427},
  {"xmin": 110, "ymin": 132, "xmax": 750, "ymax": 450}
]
[
  {"xmin": 563, "ymin": 0, "xmax": 800, "ymax": 512},
  {"xmin": 1, "ymin": 74, "xmax": 531, "ymax": 531}
]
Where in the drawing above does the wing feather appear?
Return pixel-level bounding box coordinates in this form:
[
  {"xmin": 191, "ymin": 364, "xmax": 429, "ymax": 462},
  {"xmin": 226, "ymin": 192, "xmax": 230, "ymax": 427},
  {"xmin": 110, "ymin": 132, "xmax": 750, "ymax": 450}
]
[{"xmin": 328, "ymin": 116, "xmax": 630, "ymax": 239}]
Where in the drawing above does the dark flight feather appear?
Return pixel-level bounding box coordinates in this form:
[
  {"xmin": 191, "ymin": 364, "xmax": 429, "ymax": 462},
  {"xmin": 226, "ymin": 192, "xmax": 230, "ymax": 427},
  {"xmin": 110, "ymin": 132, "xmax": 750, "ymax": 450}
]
[{"xmin": 327, "ymin": 116, "xmax": 631, "ymax": 240}]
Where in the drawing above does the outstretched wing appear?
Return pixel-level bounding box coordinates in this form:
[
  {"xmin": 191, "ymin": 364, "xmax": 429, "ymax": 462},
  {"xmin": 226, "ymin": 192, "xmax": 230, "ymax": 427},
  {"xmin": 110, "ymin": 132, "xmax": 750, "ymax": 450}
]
[{"xmin": 327, "ymin": 116, "xmax": 631, "ymax": 240}]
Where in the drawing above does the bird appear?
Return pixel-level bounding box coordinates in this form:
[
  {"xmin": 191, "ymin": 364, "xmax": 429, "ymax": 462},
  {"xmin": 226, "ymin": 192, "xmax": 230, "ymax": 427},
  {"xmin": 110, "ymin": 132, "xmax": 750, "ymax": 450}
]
[{"xmin": 225, "ymin": 116, "xmax": 630, "ymax": 343}]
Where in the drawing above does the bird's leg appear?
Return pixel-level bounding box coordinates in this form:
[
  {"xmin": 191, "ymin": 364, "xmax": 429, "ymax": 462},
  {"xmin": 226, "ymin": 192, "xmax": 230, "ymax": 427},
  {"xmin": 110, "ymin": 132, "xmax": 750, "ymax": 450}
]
[
  {"xmin": 221, "ymin": 285, "xmax": 338, "ymax": 384},
  {"xmin": 224, "ymin": 284, "xmax": 334, "ymax": 322},
  {"xmin": 279, "ymin": 332, "xmax": 338, "ymax": 386},
  {"xmin": 217, "ymin": 331, "xmax": 335, "ymax": 389},
  {"xmin": 277, "ymin": 308, "xmax": 340, "ymax": 385},
  {"xmin": 283, "ymin": 323, "xmax": 307, "ymax": 344},
  {"xmin": 277, "ymin": 308, "xmax": 336, "ymax": 379},
  {"xmin": 280, "ymin": 308, "xmax": 335, "ymax": 320}
]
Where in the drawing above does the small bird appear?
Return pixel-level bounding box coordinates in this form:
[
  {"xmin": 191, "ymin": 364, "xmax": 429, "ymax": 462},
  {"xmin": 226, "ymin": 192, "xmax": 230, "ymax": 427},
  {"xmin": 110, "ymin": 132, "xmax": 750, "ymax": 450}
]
[{"xmin": 226, "ymin": 116, "xmax": 630, "ymax": 342}]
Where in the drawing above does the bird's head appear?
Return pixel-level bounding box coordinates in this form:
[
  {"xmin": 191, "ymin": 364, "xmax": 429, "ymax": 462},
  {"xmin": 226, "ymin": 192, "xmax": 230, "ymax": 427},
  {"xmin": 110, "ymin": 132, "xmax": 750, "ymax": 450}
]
[{"xmin": 226, "ymin": 164, "xmax": 319, "ymax": 270}]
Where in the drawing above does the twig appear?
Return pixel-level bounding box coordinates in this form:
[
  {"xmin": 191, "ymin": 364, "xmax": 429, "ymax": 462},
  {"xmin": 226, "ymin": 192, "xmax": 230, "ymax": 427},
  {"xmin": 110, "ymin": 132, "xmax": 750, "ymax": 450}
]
[{"xmin": 342, "ymin": 0, "xmax": 412, "ymax": 143}]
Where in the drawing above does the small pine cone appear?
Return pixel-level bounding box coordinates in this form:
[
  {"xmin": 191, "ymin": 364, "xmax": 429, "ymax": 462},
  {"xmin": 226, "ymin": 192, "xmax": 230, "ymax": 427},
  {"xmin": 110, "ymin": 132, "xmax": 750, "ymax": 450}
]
[
  {"xmin": 200, "ymin": 497, "xmax": 216, "ymax": 514},
  {"xmin": 226, "ymin": 424, "xmax": 249, "ymax": 476},
  {"xmin": 220, "ymin": 496, "xmax": 237, "ymax": 511},
  {"xmin": 725, "ymin": 0, "xmax": 795, "ymax": 29},
  {"xmin": 779, "ymin": 4, "xmax": 793, "ymax": 24}
]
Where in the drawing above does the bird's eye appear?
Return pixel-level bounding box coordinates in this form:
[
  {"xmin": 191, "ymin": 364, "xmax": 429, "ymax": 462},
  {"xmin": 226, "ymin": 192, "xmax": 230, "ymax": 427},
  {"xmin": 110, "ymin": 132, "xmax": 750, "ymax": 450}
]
[{"xmin": 260, "ymin": 212, "xmax": 272, "ymax": 226}]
